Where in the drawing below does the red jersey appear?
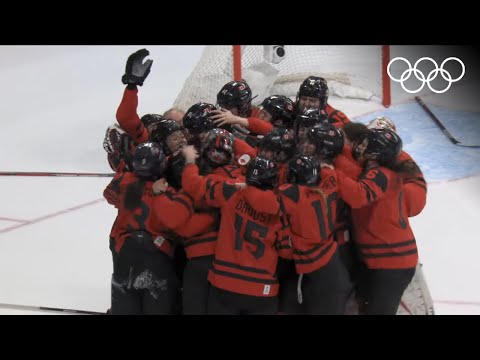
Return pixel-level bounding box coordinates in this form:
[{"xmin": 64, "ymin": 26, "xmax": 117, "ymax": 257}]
[
  {"xmin": 180, "ymin": 163, "xmax": 244, "ymax": 259},
  {"xmin": 104, "ymin": 171, "xmax": 195, "ymax": 257},
  {"xmin": 398, "ymin": 151, "xmax": 427, "ymax": 217},
  {"xmin": 233, "ymin": 138, "xmax": 257, "ymax": 167},
  {"xmin": 279, "ymin": 170, "xmax": 338, "ymax": 274},
  {"xmin": 334, "ymin": 166, "xmax": 418, "ymax": 269},
  {"xmin": 183, "ymin": 167, "xmax": 284, "ymax": 296},
  {"xmin": 247, "ymin": 117, "xmax": 274, "ymax": 136},
  {"xmin": 335, "ymin": 147, "xmax": 427, "ymax": 217},
  {"xmin": 115, "ymin": 87, "xmax": 149, "ymax": 144},
  {"xmin": 325, "ymin": 104, "xmax": 350, "ymax": 128},
  {"xmin": 334, "ymin": 144, "xmax": 362, "ymax": 179}
]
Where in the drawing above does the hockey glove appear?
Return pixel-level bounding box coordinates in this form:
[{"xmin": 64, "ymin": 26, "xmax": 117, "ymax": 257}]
[{"xmin": 121, "ymin": 48, "xmax": 153, "ymax": 87}]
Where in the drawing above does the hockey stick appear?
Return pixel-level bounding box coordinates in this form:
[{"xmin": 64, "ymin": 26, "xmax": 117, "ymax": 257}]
[
  {"xmin": 415, "ymin": 96, "xmax": 480, "ymax": 148},
  {"xmin": 0, "ymin": 171, "xmax": 115, "ymax": 178},
  {"xmin": 0, "ymin": 302, "xmax": 105, "ymax": 315}
]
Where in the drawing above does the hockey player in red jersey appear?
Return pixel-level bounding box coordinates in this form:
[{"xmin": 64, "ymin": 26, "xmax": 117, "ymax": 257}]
[
  {"xmin": 116, "ymin": 49, "xmax": 155, "ymax": 144},
  {"xmin": 295, "ymin": 76, "xmax": 350, "ymax": 128},
  {"xmin": 210, "ymin": 80, "xmax": 270, "ymax": 146},
  {"xmin": 332, "ymin": 129, "xmax": 418, "ymax": 314},
  {"xmin": 279, "ymin": 155, "xmax": 351, "ymax": 314},
  {"xmin": 299, "ymin": 123, "xmax": 350, "ymax": 249},
  {"xmin": 104, "ymin": 141, "xmax": 217, "ymax": 315},
  {"xmin": 179, "ymin": 133, "xmax": 245, "ymax": 314},
  {"xmin": 256, "ymin": 127, "xmax": 296, "ymax": 186},
  {"xmin": 105, "ymin": 142, "xmax": 190, "ymax": 314},
  {"xmin": 212, "ymin": 94, "xmax": 295, "ymax": 136},
  {"xmin": 299, "ymin": 122, "xmax": 345, "ymax": 159},
  {"xmin": 177, "ymin": 130, "xmax": 245, "ymax": 314},
  {"xmin": 182, "ymin": 153, "xmax": 286, "ymax": 314},
  {"xmin": 366, "ymin": 116, "xmax": 427, "ymax": 217},
  {"xmin": 293, "ymin": 108, "xmax": 327, "ymax": 146},
  {"xmin": 183, "ymin": 102, "xmax": 257, "ymax": 167},
  {"xmin": 115, "ymin": 48, "xmax": 188, "ymax": 156}
]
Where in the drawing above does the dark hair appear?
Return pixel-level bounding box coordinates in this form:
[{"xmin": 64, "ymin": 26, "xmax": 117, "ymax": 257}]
[
  {"xmin": 393, "ymin": 158, "xmax": 423, "ymax": 177},
  {"xmin": 124, "ymin": 180, "xmax": 146, "ymax": 211},
  {"xmin": 341, "ymin": 122, "xmax": 368, "ymax": 144}
]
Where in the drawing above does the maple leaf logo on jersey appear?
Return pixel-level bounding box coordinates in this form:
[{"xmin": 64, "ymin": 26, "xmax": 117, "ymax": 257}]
[{"xmin": 238, "ymin": 154, "xmax": 251, "ymax": 166}]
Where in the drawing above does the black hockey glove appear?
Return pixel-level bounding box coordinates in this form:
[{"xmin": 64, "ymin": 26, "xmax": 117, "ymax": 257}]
[{"xmin": 121, "ymin": 48, "xmax": 153, "ymax": 87}]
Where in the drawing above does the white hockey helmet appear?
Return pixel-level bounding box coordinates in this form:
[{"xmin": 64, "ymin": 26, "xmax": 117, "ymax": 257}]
[{"xmin": 366, "ymin": 116, "xmax": 397, "ymax": 133}]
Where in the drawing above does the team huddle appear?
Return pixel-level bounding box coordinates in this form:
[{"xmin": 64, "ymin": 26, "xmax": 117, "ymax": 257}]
[{"xmin": 103, "ymin": 49, "xmax": 428, "ymax": 315}]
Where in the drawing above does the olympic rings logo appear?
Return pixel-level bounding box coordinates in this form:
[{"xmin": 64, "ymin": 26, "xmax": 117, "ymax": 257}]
[{"xmin": 387, "ymin": 57, "xmax": 465, "ymax": 94}]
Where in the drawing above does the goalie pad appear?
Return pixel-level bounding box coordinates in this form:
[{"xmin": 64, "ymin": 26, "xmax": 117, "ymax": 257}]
[
  {"xmin": 344, "ymin": 262, "xmax": 435, "ymax": 315},
  {"xmin": 396, "ymin": 263, "xmax": 435, "ymax": 315}
]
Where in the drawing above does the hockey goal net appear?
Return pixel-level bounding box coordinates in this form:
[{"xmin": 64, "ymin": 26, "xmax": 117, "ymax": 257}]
[{"xmin": 172, "ymin": 45, "xmax": 391, "ymax": 112}]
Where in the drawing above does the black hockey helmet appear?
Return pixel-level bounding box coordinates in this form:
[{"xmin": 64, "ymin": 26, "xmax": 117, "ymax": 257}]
[
  {"xmin": 286, "ymin": 155, "xmax": 320, "ymax": 186},
  {"xmin": 293, "ymin": 108, "xmax": 328, "ymax": 142},
  {"xmin": 149, "ymin": 119, "xmax": 186, "ymax": 155},
  {"xmin": 201, "ymin": 128, "xmax": 235, "ymax": 167},
  {"xmin": 246, "ymin": 156, "xmax": 279, "ymax": 190},
  {"xmin": 364, "ymin": 128, "xmax": 402, "ymax": 167},
  {"xmin": 297, "ymin": 76, "xmax": 329, "ymax": 110},
  {"xmin": 132, "ymin": 142, "xmax": 167, "ymax": 180},
  {"xmin": 140, "ymin": 113, "xmax": 164, "ymax": 129},
  {"xmin": 216, "ymin": 80, "xmax": 253, "ymax": 117},
  {"xmin": 183, "ymin": 102, "xmax": 217, "ymax": 135},
  {"xmin": 257, "ymin": 128, "xmax": 296, "ymax": 163},
  {"xmin": 258, "ymin": 95, "xmax": 295, "ymax": 128},
  {"xmin": 307, "ymin": 122, "xmax": 345, "ymax": 159}
]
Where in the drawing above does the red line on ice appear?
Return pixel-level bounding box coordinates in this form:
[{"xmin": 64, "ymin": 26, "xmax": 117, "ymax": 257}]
[
  {"xmin": 0, "ymin": 198, "xmax": 105, "ymax": 235},
  {"xmin": 0, "ymin": 217, "xmax": 28, "ymax": 223},
  {"xmin": 434, "ymin": 300, "xmax": 480, "ymax": 307}
]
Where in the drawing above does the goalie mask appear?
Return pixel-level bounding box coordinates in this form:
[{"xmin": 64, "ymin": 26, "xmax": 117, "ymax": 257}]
[{"xmin": 366, "ymin": 116, "xmax": 397, "ymax": 133}]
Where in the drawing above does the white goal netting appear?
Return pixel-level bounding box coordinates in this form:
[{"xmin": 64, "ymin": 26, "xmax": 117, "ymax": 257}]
[{"xmin": 173, "ymin": 45, "xmax": 386, "ymax": 112}]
